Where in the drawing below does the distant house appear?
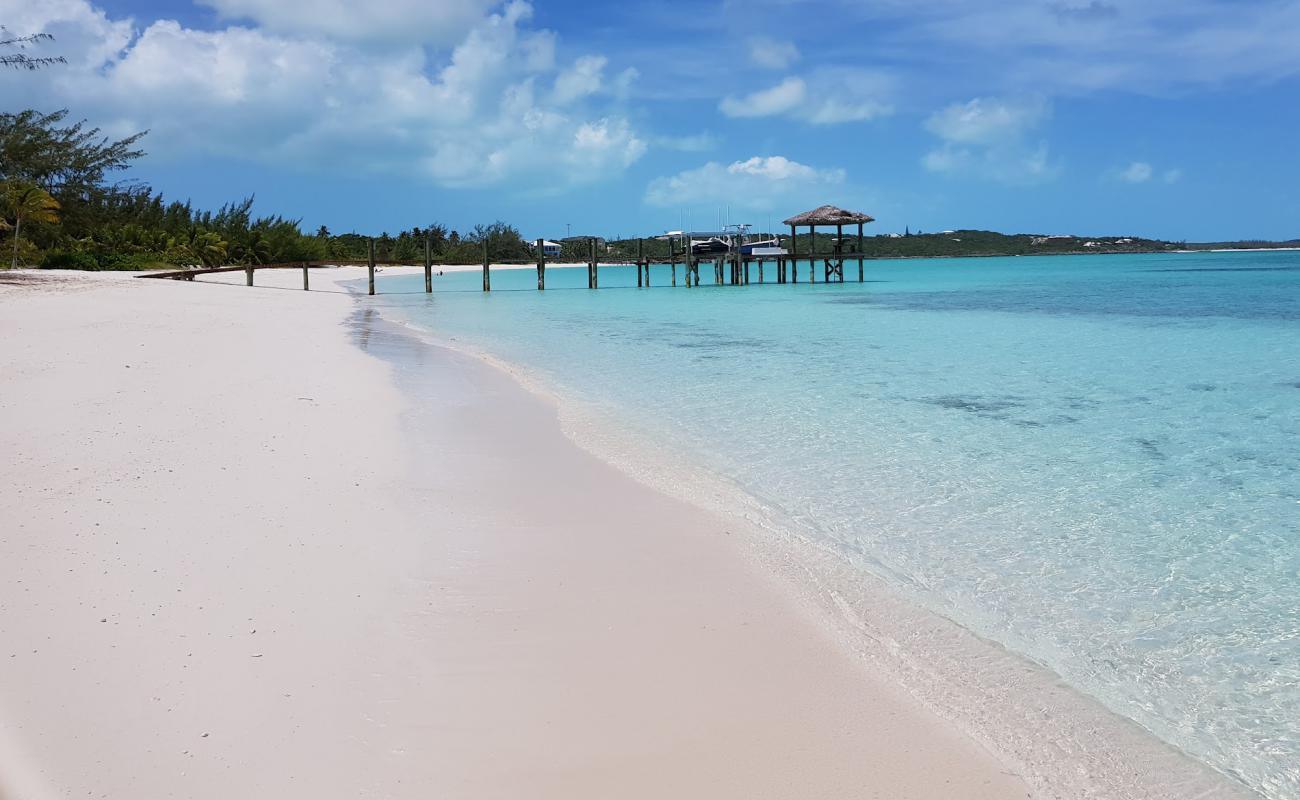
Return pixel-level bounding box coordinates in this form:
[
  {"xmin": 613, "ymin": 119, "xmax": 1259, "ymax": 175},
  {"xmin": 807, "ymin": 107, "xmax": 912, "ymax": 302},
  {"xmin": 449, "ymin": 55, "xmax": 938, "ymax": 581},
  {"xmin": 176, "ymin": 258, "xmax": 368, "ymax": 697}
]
[{"xmin": 535, "ymin": 240, "xmax": 562, "ymax": 257}]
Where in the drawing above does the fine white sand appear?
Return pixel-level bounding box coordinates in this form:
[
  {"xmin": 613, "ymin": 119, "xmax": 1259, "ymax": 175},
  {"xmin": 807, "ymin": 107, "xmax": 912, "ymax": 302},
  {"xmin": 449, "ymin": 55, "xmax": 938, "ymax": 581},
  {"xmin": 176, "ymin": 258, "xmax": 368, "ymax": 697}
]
[{"xmin": 0, "ymin": 268, "xmax": 1035, "ymax": 798}]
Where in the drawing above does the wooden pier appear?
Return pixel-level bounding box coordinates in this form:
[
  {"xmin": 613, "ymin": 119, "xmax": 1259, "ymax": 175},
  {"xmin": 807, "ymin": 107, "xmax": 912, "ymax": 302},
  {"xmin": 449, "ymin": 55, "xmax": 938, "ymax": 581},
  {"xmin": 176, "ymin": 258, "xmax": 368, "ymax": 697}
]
[{"xmin": 139, "ymin": 204, "xmax": 878, "ymax": 296}]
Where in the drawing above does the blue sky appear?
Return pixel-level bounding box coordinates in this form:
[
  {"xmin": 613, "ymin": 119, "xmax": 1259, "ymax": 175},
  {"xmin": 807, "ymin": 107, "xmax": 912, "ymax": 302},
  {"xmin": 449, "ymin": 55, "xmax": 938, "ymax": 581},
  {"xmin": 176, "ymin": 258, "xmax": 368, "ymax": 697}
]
[{"xmin": 5, "ymin": 0, "xmax": 1300, "ymax": 241}]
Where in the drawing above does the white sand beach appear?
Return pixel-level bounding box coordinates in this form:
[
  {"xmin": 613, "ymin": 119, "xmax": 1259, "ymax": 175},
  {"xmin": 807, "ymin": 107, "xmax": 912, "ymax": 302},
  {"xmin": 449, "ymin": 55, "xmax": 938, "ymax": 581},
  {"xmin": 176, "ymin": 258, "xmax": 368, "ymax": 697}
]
[{"xmin": 0, "ymin": 268, "xmax": 1032, "ymax": 798}]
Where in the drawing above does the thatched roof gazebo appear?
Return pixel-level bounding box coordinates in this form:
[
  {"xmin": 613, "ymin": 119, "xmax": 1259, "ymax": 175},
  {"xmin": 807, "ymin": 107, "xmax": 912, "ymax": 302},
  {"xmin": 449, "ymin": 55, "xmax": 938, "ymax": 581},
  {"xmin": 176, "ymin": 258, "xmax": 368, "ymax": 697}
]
[
  {"xmin": 783, "ymin": 205, "xmax": 875, "ymax": 228},
  {"xmin": 782, "ymin": 205, "xmax": 875, "ymax": 282}
]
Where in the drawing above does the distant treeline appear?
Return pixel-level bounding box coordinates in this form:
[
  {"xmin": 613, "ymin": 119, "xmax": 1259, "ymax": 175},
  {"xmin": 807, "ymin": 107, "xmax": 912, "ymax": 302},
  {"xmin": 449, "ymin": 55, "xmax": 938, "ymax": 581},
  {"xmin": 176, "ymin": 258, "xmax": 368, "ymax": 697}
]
[
  {"xmin": 602, "ymin": 229, "xmax": 1185, "ymax": 261},
  {"xmin": 0, "ymin": 109, "xmax": 539, "ymax": 270},
  {"xmin": 3, "ymin": 108, "xmax": 1295, "ymax": 271}
]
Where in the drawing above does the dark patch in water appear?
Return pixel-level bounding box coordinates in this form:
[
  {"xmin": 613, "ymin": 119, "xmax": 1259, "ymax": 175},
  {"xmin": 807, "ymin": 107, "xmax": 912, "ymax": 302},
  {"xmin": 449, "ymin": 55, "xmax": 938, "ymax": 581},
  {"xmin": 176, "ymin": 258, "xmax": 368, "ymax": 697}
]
[
  {"xmin": 916, "ymin": 395, "xmax": 1027, "ymax": 420},
  {"xmin": 824, "ymin": 292, "xmax": 890, "ymax": 305},
  {"xmin": 1139, "ymin": 265, "xmax": 1300, "ymax": 273},
  {"xmin": 1134, "ymin": 437, "xmax": 1167, "ymax": 460},
  {"xmin": 929, "ymin": 395, "xmax": 1023, "ymax": 413},
  {"xmin": 1282, "ymin": 381, "xmax": 1300, "ymax": 389},
  {"xmin": 1065, "ymin": 396, "xmax": 1101, "ymax": 411},
  {"xmin": 1187, "ymin": 383, "xmax": 1218, "ymax": 392},
  {"xmin": 671, "ymin": 337, "xmax": 767, "ymax": 350}
]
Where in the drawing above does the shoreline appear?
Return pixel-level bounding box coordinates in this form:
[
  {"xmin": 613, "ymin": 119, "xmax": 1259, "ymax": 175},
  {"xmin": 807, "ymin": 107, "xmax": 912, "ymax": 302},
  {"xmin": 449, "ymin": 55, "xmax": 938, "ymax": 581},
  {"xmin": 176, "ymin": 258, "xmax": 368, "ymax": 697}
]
[
  {"xmin": 1, "ymin": 268, "xmax": 1028, "ymax": 798},
  {"xmin": 364, "ymin": 270, "xmax": 1260, "ymax": 800}
]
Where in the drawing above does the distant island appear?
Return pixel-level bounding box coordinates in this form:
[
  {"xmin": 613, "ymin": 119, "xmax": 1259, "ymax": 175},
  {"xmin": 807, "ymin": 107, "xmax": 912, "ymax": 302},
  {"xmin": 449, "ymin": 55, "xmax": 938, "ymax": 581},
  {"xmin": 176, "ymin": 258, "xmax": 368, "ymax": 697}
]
[{"xmin": 598, "ymin": 230, "xmax": 1300, "ymax": 263}]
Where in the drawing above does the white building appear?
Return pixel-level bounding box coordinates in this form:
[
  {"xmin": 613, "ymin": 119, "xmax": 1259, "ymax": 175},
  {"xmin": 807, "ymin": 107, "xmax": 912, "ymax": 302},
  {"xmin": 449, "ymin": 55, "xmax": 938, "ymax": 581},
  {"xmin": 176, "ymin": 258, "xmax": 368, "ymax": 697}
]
[{"xmin": 536, "ymin": 240, "xmax": 562, "ymax": 257}]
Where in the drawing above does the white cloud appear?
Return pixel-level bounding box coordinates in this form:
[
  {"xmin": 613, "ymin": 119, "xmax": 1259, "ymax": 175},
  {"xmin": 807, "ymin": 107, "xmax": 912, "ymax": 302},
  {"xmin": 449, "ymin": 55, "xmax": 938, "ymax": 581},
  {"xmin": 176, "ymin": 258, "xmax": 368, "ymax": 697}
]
[
  {"xmin": 1118, "ymin": 161, "xmax": 1153, "ymax": 183},
  {"xmin": 644, "ymin": 155, "xmax": 845, "ymax": 211},
  {"xmin": 552, "ymin": 54, "xmax": 606, "ymax": 105},
  {"xmin": 858, "ymin": 0, "xmax": 1300, "ymax": 94},
  {"xmin": 719, "ymin": 77, "xmax": 807, "ymax": 118},
  {"xmin": 719, "ymin": 70, "xmax": 893, "ymax": 125},
  {"xmin": 1105, "ymin": 162, "xmax": 1183, "ymax": 185},
  {"xmin": 747, "ymin": 37, "xmax": 799, "ymax": 70},
  {"xmin": 922, "ymin": 97, "xmax": 1059, "ymax": 185},
  {"xmin": 196, "ymin": 0, "xmax": 497, "ymax": 47},
  {"xmin": 924, "ymin": 96, "xmax": 1049, "ymax": 145},
  {"xmin": 1, "ymin": 0, "xmax": 646, "ymax": 191},
  {"xmin": 570, "ymin": 118, "xmax": 647, "ymax": 169},
  {"xmin": 1, "ymin": 0, "xmax": 132, "ymax": 71}
]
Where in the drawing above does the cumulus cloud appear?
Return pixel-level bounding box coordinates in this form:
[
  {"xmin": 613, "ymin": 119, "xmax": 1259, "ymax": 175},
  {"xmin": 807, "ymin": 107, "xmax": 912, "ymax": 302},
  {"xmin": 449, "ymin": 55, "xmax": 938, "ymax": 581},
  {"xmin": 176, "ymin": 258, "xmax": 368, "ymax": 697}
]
[
  {"xmin": 644, "ymin": 155, "xmax": 845, "ymax": 211},
  {"xmin": 1106, "ymin": 162, "xmax": 1183, "ymax": 185},
  {"xmin": 719, "ymin": 77, "xmax": 807, "ymax": 118},
  {"xmin": 747, "ymin": 37, "xmax": 799, "ymax": 70},
  {"xmin": 197, "ymin": 0, "xmax": 497, "ymax": 46},
  {"xmin": 925, "ymin": 96, "xmax": 1049, "ymax": 145},
  {"xmin": 1118, "ymin": 161, "xmax": 1153, "ymax": 183},
  {"xmin": 1, "ymin": 0, "xmax": 646, "ymax": 191},
  {"xmin": 719, "ymin": 69, "xmax": 893, "ymax": 125},
  {"xmin": 922, "ymin": 97, "xmax": 1059, "ymax": 184},
  {"xmin": 552, "ymin": 54, "xmax": 607, "ymax": 105}
]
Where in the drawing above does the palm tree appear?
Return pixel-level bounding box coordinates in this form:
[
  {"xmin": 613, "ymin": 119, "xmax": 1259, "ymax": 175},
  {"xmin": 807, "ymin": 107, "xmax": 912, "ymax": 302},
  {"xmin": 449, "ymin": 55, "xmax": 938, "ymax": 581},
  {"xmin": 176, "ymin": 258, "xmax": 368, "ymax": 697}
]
[
  {"xmin": 4, "ymin": 181, "xmax": 60, "ymax": 269},
  {"xmin": 191, "ymin": 231, "xmax": 228, "ymax": 268}
]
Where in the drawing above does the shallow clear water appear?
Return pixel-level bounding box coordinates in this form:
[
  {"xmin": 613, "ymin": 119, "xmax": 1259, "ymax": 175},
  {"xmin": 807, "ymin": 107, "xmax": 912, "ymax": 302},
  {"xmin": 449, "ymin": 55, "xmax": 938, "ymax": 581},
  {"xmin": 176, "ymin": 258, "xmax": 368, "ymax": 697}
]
[{"xmin": 377, "ymin": 251, "xmax": 1299, "ymax": 798}]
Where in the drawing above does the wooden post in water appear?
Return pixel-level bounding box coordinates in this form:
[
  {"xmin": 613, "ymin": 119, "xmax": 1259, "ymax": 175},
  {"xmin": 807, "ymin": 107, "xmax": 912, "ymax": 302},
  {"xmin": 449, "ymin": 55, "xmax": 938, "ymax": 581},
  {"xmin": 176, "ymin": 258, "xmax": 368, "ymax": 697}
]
[
  {"xmin": 686, "ymin": 239, "xmax": 695, "ymax": 288},
  {"xmin": 424, "ymin": 235, "xmax": 433, "ymax": 293},
  {"xmin": 482, "ymin": 240, "xmax": 491, "ymax": 292},
  {"xmin": 857, "ymin": 222, "xmax": 865, "ymax": 282},
  {"xmin": 671, "ymin": 240, "xmax": 678, "ymax": 287},
  {"xmin": 789, "ymin": 224, "xmax": 798, "ymax": 284},
  {"xmin": 536, "ymin": 238, "xmax": 546, "ymax": 290},
  {"xmin": 638, "ymin": 238, "xmax": 647, "ymax": 287},
  {"xmin": 245, "ymin": 263, "xmax": 254, "ymax": 287},
  {"xmin": 367, "ymin": 238, "xmax": 376, "ymax": 296},
  {"xmin": 800, "ymin": 225, "xmax": 811, "ymax": 284},
  {"xmin": 758, "ymin": 258, "xmax": 764, "ymax": 284},
  {"xmin": 588, "ymin": 237, "xmax": 598, "ymax": 289},
  {"xmin": 838, "ymin": 224, "xmax": 845, "ymax": 282},
  {"xmin": 302, "ymin": 262, "xmax": 309, "ymax": 290}
]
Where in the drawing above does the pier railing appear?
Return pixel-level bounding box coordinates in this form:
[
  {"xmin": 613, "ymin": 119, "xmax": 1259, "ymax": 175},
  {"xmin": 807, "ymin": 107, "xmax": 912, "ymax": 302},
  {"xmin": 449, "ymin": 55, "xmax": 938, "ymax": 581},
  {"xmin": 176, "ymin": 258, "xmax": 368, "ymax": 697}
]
[{"xmin": 138, "ymin": 236, "xmax": 876, "ymax": 294}]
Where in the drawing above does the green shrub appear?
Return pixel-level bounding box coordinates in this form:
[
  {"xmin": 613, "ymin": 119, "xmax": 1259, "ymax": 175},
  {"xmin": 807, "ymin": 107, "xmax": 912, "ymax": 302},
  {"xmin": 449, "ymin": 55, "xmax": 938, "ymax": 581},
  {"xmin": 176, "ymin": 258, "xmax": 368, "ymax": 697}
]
[
  {"xmin": 40, "ymin": 250, "xmax": 101, "ymax": 270},
  {"xmin": 92, "ymin": 252, "xmax": 175, "ymax": 271}
]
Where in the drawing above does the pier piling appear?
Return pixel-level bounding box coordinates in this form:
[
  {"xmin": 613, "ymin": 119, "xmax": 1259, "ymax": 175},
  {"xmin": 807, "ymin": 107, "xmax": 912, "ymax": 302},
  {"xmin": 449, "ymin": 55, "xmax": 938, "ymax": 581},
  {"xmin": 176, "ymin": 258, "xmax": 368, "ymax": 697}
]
[
  {"xmin": 424, "ymin": 235, "xmax": 433, "ymax": 293},
  {"xmin": 482, "ymin": 241, "xmax": 491, "ymax": 292},
  {"xmin": 367, "ymin": 238, "xmax": 375, "ymax": 296},
  {"xmin": 637, "ymin": 238, "xmax": 645, "ymax": 287},
  {"xmin": 536, "ymin": 238, "xmax": 546, "ymax": 290},
  {"xmin": 858, "ymin": 222, "xmax": 865, "ymax": 282},
  {"xmin": 302, "ymin": 262, "xmax": 309, "ymax": 290}
]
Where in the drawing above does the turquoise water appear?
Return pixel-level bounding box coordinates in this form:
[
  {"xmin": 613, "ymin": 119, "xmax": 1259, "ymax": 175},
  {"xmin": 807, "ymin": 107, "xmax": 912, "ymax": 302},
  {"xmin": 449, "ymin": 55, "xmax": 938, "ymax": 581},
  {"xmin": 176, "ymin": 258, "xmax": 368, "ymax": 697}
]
[{"xmin": 376, "ymin": 251, "xmax": 1299, "ymax": 798}]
